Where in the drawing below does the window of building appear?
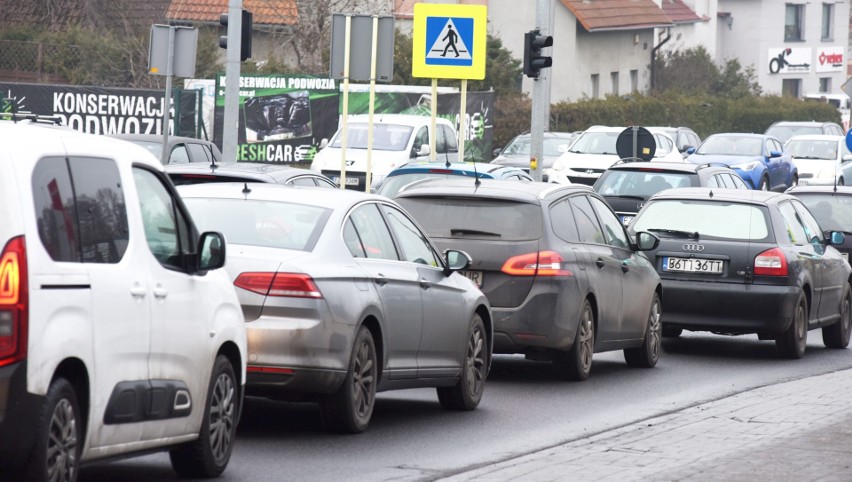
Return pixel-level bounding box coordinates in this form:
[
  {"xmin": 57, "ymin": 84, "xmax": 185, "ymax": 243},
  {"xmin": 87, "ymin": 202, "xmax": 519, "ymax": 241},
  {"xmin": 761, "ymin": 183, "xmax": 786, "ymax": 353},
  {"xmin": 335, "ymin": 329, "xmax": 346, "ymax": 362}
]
[
  {"xmin": 821, "ymin": 3, "xmax": 834, "ymax": 40},
  {"xmin": 591, "ymin": 74, "xmax": 599, "ymax": 99},
  {"xmin": 630, "ymin": 70, "xmax": 638, "ymax": 93},
  {"xmin": 785, "ymin": 4, "xmax": 804, "ymax": 41},
  {"xmin": 819, "ymin": 77, "xmax": 831, "ymax": 93},
  {"xmin": 782, "ymin": 78, "xmax": 801, "ymax": 98},
  {"xmin": 610, "ymin": 72, "xmax": 619, "ymax": 96}
]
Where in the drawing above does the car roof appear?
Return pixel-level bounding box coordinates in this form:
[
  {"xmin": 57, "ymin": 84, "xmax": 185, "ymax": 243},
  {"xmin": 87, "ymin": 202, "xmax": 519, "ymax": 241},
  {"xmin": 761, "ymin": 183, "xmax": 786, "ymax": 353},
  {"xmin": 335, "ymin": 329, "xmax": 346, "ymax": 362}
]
[
  {"xmin": 650, "ymin": 187, "xmax": 787, "ymax": 205},
  {"xmin": 785, "ymin": 134, "xmax": 843, "ymax": 142},
  {"xmin": 165, "ymin": 162, "xmax": 327, "ymax": 183},
  {"xmin": 606, "ymin": 161, "xmax": 706, "ymax": 173},
  {"xmin": 644, "ymin": 126, "xmax": 695, "ymax": 132},
  {"xmin": 395, "ymin": 178, "xmax": 592, "ymax": 203},
  {"xmin": 787, "ymin": 185, "xmax": 852, "ymax": 195},
  {"xmin": 583, "ymin": 125, "xmax": 625, "ymax": 133},
  {"xmin": 176, "ymin": 181, "xmax": 379, "ymax": 208},
  {"xmin": 511, "ymin": 131, "xmax": 576, "ymax": 139},
  {"xmin": 770, "ymin": 121, "xmax": 839, "ymax": 127},
  {"xmin": 392, "ymin": 161, "xmax": 525, "ymax": 176},
  {"xmin": 705, "ymin": 132, "xmax": 771, "ymax": 139}
]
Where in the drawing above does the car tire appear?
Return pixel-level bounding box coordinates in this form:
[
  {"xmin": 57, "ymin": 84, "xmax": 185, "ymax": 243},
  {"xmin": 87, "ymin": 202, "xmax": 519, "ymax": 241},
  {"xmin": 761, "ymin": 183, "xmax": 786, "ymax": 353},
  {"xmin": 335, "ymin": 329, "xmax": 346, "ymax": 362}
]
[
  {"xmin": 170, "ymin": 355, "xmax": 238, "ymax": 478},
  {"xmin": 839, "ymin": 177, "xmax": 845, "ymax": 186},
  {"xmin": 553, "ymin": 299, "xmax": 595, "ymax": 381},
  {"xmin": 758, "ymin": 176, "xmax": 770, "ymax": 191},
  {"xmin": 437, "ymin": 314, "xmax": 488, "ymax": 410},
  {"xmin": 662, "ymin": 326, "xmax": 682, "ymax": 338},
  {"xmin": 791, "ymin": 174, "xmax": 798, "ymax": 187},
  {"xmin": 322, "ymin": 325, "xmax": 377, "ymax": 433},
  {"xmin": 776, "ymin": 293, "xmax": 808, "ymax": 359},
  {"xmin": 624, "ymin": 293, "xmax": 662, "ymax": 368},
  {"xmin": 823, "ymin": 285, "xmax": 852, "ymax": 349},
  {"xmin": 24, "ymin": 377, "xmax": 81, "ymax": 482}
]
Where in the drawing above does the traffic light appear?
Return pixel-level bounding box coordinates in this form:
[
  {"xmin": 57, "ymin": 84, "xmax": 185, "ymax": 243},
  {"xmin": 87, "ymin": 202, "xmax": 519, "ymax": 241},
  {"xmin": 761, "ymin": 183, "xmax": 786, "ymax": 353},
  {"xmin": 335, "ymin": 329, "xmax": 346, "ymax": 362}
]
[
  {"xmin": 218, "ymin": 9, "xmax": 253, "ymax": 61},
  {"xmin": 523, "ymin": 29, "xmax": 553, "ymax": 78}
]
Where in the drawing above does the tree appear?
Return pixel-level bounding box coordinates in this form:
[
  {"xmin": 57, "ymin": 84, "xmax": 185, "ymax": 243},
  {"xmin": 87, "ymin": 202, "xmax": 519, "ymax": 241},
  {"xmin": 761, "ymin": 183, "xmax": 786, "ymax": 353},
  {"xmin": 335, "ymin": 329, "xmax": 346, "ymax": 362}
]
[{"xmin": 653, "ymin": 46, "xmax": 760, "ymax": 98}]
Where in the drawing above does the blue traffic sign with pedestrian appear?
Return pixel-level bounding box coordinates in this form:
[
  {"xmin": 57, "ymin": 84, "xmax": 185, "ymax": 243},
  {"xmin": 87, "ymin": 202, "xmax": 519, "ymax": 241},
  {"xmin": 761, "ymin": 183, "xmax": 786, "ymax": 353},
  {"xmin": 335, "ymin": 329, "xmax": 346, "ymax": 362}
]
[{"xmin": 425, "ymin": 16, "xmax": 474, "ymax": 67}]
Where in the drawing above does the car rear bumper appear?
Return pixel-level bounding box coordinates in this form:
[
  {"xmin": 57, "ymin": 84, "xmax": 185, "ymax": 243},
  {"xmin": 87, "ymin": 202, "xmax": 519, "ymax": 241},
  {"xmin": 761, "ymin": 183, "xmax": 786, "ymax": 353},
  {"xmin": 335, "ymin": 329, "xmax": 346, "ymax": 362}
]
[
  {"xmin": 491, "ymin": 279, "xmax": 581, "ymax": 353},
  {"xmin": 661, "ymin": 279, "xmax": 800, "ymax": 334},
  {"xmin": 0, "ymin": 361, "xmax": 40, "ymax": 468}
]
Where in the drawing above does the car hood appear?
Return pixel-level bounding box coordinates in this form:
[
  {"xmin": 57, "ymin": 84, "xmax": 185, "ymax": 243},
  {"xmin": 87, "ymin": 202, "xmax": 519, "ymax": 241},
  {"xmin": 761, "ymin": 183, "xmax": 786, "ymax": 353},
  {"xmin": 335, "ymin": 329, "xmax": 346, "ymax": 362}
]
[
  {"xmin": 553, "ymin": 152, "xmax": 619, "ymax": 171},
  {"xmin": 492, "ymin": 154, "xmax": 559, "ymax": 169},
  {"xmin": 686, "ymin": 154, "xmax": 763, "ymax": 167},
  {"xmin": 793, "ymin": 159, "xmax": 836, "ymax": 176}
]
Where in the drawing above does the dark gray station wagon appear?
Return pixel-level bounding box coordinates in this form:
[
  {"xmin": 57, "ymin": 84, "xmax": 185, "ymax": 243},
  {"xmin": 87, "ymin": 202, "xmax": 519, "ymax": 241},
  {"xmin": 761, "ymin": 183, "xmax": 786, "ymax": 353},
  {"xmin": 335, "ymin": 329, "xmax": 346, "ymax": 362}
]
[{"xmin": 396, "ymin": 179, "xmax": 663, "ymax": 381}]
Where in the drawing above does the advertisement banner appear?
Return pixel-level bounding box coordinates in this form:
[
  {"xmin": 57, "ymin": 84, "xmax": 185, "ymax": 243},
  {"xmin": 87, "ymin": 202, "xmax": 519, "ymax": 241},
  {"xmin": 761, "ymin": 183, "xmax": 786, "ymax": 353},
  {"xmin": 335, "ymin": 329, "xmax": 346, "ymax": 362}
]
[
  {"xmin": 213, "ymin": 73, "xmax": 340, "ymax": 164},
  {"xmin": 0, "ymin": 82, "xmax": 200, "ymax": 136},
  {"xmin": 815, "ymin": 46, "xmax": 845, "ymax": 73},
  {"xmin": 767, "ymin": 47, "xmax": 812, "ymax": 74}
]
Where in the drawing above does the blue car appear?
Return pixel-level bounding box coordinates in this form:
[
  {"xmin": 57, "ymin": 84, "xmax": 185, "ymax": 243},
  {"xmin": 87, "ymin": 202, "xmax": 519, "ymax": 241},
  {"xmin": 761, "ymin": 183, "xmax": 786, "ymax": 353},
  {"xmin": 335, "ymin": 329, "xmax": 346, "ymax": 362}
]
[
  {"xmin": 686, "ymin": 133, "xmax": 797, "ymax": 191},
  {"xmin": 375, "ymin": 161, "xmax": 534, "ymax": 198}
]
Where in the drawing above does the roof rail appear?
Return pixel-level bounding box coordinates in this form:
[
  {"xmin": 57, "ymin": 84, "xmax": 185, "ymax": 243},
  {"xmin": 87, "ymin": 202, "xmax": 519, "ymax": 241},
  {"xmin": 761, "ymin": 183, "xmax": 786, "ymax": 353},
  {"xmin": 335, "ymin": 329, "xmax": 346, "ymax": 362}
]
[
  {"xmin": 0, "ymin": 111, "xmax": 63, "ymax": 125},
  {"xmin": 610, "ymin": 157, "xmax": 646, "ymax": 166}
]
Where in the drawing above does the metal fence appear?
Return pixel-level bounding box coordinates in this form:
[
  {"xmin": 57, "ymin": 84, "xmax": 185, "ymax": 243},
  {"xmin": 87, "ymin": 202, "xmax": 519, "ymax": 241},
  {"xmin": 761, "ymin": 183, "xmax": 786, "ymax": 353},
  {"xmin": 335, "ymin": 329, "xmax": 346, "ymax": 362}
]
[{"xmin": 0, "ymin": 39, "xmax": 83, "ymax": 84}]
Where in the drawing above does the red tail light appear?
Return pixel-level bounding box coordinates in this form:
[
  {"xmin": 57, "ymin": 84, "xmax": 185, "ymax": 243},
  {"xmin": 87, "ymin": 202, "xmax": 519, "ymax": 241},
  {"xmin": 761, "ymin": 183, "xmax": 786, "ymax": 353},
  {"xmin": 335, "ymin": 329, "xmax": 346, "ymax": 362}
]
[
  {"xmin": 754, "ymin": 247, "xmax": 788, "ymax": 276},
  {"xmin": 234, "ymin": 272, "xmax": 323, "ymax": 298},
  {"xmin": 501, "ymin": 251, "xmax": 573, "ymax": 276},
  {"xmin": 0, "ymin": 236, "xmax": 28, "ymax": 367}
]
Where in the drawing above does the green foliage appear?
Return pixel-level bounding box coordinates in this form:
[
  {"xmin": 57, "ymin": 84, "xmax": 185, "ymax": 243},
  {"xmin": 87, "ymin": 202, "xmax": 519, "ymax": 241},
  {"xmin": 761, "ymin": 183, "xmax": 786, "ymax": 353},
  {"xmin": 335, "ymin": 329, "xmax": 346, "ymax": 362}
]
[{"xmin": 653, "ymin": 46, "xmax": 761, "ymax": 98}]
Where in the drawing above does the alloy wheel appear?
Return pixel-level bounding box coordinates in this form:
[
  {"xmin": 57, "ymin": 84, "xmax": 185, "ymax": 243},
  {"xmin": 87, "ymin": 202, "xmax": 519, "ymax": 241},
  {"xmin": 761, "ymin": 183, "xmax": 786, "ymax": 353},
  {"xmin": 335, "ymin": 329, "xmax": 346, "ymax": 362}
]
[
  {"xmin": 208, "ymin": 372, "xmax": 236, "ymax": 463},
  {"xmin": 352, "ymin": 339, "xmax": 375, "ymax": 419},
  {"xmin": 47, "ymin": 399, "xmax": 77, "ymax": 482},
  {"xmin": 465, "ymin": 323, "xmax": 486, "ymax": 397}
]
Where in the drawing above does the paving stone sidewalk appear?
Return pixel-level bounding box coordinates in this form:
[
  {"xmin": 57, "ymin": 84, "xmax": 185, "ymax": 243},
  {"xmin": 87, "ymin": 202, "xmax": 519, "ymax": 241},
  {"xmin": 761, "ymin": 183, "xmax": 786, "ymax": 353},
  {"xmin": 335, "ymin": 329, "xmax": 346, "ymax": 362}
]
[{"xmin": 439, "ymin": 369, "xmax": 852, "ymax": 481}]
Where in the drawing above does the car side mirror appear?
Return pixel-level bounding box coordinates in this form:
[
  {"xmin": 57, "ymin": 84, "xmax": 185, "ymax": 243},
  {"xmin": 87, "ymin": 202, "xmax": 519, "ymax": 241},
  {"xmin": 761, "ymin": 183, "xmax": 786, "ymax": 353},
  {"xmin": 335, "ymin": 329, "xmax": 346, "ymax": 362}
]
[
  {"xmin": 444, "ymin": 249, "xmax": 471, "ymax": 275},
  {"xmin": 681, "ymin": 145, "xmax": 694, "ymax": 152},
  {"xmin": 829, "ymin": 231, "xmax": 845, "ymax": 246},
  {"xmin": 196, "ymin": 231, "xmax": 226, "ymax": 274},
  {"xmin": 492, "ymin": 148, "xmax": 502, "ymax": 158},
  {"xmin": 686, "ymin": 147, "xmax": 696, "ymax": 154},
  {"xmin": 633, "ymin": 231, "xmax": 660, "ymax": 251},
  {"xmin": 415, "ymin": 144, "xmax": 431, "ymax": 158},
  {"xmin": 769, "ymin": 150, "xmax": 782, "ymax": 158}
]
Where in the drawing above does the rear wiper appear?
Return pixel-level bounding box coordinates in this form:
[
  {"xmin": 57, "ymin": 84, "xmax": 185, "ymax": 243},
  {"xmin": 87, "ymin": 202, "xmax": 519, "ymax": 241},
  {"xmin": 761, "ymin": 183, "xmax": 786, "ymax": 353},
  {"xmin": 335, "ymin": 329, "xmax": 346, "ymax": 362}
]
[
  {"xmin": 604, "ymin": 194, "xmax": 645, "ymax": 200},
  {"xmin": 648, "ymin": 228, "xmax": 699, "ymax": 240},
  {"xmin": 450, "ymin": 228, "xmax": 502, "ymax": 237}
]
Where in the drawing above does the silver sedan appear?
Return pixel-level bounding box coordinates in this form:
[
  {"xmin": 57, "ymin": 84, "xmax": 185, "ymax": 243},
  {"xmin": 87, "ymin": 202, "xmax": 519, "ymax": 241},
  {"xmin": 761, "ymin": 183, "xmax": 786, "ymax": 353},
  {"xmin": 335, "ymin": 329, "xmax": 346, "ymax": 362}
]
[{"xmin": 177, "ymin": 183, "xmax": 492, "ymax": 433}]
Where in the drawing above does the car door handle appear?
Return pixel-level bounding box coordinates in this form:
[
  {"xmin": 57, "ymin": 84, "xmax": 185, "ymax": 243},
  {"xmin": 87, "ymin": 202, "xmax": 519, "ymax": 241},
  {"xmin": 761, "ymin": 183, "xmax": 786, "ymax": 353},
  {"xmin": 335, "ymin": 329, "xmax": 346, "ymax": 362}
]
[
  {"xmin": 622, "ymin": 260, "xmax": 630, "ymax": 273},
  {"xmin": 419, "ymin": 278, "xmax": 432, "ymax": 290},
  {"xmin": 130, "ymin": 283, "xmax": 147, "ymax": 299},
  {"xmin": 596, "ymin": 258, "xmax": 606, "ymax": 268},
  {"xmin": 152, "ymin": 284, "xmax": 168, "ymax": 299},
  {"xmin": 374, "ymin": 275, "xmax": 389, "ymax": 286}
]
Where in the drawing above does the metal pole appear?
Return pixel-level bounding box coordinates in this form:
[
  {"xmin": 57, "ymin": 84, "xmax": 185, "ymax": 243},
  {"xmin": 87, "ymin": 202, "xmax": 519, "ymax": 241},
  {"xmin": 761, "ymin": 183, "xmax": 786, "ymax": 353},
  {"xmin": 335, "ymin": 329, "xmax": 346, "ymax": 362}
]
[
  {"xmin": 160, "ymin": 26, "xmax": 175, "ymax": 165},
  {"xmin": 365, "ymin": 16, "xmax": 379, "ymax": 192},
  {"xmin": 530, "ymin": 0, "xmax": 553, "ymax": 182},
  {"xmin": 222, "ymin": 0, "xmax": 243, "ymax": 163},
  {"xmin": 430, "ymin": 78, "xmax": 437, "ymax": 162},
  {"xmin": 339, "ymin": 15, "xmax": 352, "ymax": 189},
  {"xmin": 459, "ymin": 79, "xmax": 468, "ymax": 163}
]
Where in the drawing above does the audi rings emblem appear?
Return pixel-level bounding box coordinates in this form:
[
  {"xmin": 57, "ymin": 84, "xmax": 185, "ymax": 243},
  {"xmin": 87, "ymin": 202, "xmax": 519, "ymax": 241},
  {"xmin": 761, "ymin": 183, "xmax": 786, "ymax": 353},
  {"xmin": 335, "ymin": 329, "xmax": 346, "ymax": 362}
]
[{"xmin": 682, "ymin": 243, "xmax": 705, "ymax": 252}]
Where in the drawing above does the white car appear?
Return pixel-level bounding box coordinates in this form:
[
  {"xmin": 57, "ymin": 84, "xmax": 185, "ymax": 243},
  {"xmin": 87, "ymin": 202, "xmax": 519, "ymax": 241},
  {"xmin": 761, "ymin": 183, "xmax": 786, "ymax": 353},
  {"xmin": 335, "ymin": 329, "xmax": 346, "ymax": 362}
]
[
  {"xmin": 310, "ymin": 114, "xmax": 459, "ymax": 191},
  {"xmin": 0, "ymin": 119, "xmax": 246, "ymax": 480},
  {"xmin": 785, "ymin": 134, "xmax": 851, "ymax": 186}
]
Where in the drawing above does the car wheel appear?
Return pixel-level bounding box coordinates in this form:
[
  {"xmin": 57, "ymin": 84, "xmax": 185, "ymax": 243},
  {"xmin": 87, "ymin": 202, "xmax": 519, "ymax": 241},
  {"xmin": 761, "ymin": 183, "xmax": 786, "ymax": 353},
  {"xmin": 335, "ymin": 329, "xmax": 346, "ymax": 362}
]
[
  {"xmin": 758, "ymin": 176, "xmax": 770, "ymax": 191},
  {"xmin": 823, "ymin": 285, "xmax": 852, "ymax": 349},
  {"xmin": 24, "ymin": 377, "xmax": 81, "ymax": 482},
  {"xmin": 553, "ymin": 299, "xmax": 595, "ymax": 381},
  {"xmin": 322, "ymin": 325, "xmax": 377, "ymax": 433},
  {"xmin": 624, "ymin": 293, "xmax": 662, "ymax": 368},
  {"xmin": 437, "ymin": 314, "xmax": 488, "ymax": 410},
  {"xmin": 791, "ymin": 174, "xmax": 798, "ymax": 187},
  {"xmin": 662, "ymin": 326, "xmax": 682, "ymax": 338},
  {"xmin": 170, "ymin": 355, "xmax": 238, "ymax": 478},
  {"xmin": 776, "ymin": 293, "xmax": 808, "ymax": 359}
]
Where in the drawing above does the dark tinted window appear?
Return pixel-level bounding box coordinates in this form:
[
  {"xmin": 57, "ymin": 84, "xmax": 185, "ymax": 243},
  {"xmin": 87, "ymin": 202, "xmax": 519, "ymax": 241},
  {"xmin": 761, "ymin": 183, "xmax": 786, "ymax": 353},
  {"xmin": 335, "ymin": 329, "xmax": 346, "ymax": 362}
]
[
  {"xmin": 133, "ymin": 168, "xmax": 193, "ymax": 269},
  {"xmin": 778, "ymin": 201, "xmax": 809, "ymax": 245},
  {"xmin": 348, "ymin": 203, "xmax": 399, "ymax": 260},
  {"xmin": 69, "ymin": 157, "xmax": 129, "ymax": 263},
  {"xmin": 343, "ymin": 218, "xmax": 367, "ymax": 258},
  {"xmin": 32, "ymin": 157, "xmax": 80, "ymax": 262},
  {"xmin": 398, "ymin": 197, "xmax": 542, "ymax": 241},
  {"xmin": 569, "ymin": 195, "xmax": 605, "ymax": 245},
  {"xmin": 590, "ymin": 196, "xmax": 630, "ymax": 249},
  {"xmin": 435, "ymin": 124, "xmax": 447, "ymax": 154},
  {"xmin": 187, "ymin": 143, "xmax": 213, "ymax": 163},
  {"xmin": 382, "ymin": 205, "xmax": 439, "ymax": 266},
  {"xmin": 441, "ymin": 124, "xmax": 458, "ymax": 152},
  {"xmin": 596, "ymin": 170, "xmax": 696, "ymax": 197},
  {"xmin": 794, "ymin": 193, "xmax": 852, "ymax": 232},
  {"xmin": 549, "ymin": 198, "xmax": 579, "ymax": 242}
]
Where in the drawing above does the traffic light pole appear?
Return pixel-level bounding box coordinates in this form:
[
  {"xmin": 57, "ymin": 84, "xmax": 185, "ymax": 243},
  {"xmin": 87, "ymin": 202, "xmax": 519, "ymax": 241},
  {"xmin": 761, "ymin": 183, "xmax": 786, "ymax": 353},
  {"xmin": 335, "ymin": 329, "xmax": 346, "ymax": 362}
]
[
  {"xmin": 222, "ymin": 0, "xmax": 243, "ymax": 163},
  {"xmin": 530, "ymin": 0, "xmax": 553, "ymax": 182}
]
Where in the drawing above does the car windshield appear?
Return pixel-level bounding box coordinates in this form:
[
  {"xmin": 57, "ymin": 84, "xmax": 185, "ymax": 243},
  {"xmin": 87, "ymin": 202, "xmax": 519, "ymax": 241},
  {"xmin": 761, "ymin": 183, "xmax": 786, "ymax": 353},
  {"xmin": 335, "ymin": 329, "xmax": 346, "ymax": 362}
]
[
  {"xmin": 183, "ymin": 198, "xmax": 331, "ymax": 251},
  {"xmin": 596, "ymin": 170, "xmax": 697, "ymax": 197},
  {"xmin": 397, "ymin": 197, "xmax": 542, "ymax": 241},
  {"xmin": 128, "ymin": 140, "xmax": 163, "ymax": 158},
  {"xmin": 330, "ymin": 124, "xmax": 413, "ymax": 151},
  {"xmin": 630, "ymin": 199, "xmax": 771, "ymax": 241},
  {"xmin": 766, "ymin": 126, "xmax": 823, "ymax": 142},
  {"xmin": 696, "ymin": 136, "xmax": 763, "ymax": 156},
  {"xmin": 795, "ymin": 194, "xmax": 852, "ymax": 232},
  {"xmin": 568, "ymin": 131, "xmax": 619, "ymax": 155},
  {"xmin": 502, "ymin": 136, "xmax": 572, "ymax": 157},
  {"xmin": 786, "ymin": 139, "xmax": 839, "ymax": 160}
]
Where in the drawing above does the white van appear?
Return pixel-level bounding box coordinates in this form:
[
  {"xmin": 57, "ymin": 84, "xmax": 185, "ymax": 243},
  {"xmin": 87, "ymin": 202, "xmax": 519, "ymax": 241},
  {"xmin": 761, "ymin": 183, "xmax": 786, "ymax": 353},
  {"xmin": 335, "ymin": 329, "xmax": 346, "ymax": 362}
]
[
  {"xmin": 0, "ymin": 119, "xmax": 246, "ymax": 480},
  {"xmin": 310, "ymin": 114, "xmax": 458, "ymax": 190}
]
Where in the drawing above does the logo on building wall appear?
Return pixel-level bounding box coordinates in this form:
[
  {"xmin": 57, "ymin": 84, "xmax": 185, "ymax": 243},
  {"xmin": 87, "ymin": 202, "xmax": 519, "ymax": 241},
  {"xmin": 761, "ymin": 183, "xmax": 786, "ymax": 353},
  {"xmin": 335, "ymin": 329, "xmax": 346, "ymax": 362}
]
[
  {"xmin": 816, "ymin": 46, "xmax": 844, "ymax": 73},
  {"xmin": 768, "ymin": 47, "xmax": 812, "ymax": 74}
]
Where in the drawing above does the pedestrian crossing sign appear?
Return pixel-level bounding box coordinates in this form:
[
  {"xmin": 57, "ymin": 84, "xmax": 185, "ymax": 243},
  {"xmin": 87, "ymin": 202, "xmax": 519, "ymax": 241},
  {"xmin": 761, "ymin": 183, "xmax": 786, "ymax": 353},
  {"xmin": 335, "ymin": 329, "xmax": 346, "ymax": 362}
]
[{"xmin": 412, "ymin": 3, "xmax": 487, "ymax": 80}]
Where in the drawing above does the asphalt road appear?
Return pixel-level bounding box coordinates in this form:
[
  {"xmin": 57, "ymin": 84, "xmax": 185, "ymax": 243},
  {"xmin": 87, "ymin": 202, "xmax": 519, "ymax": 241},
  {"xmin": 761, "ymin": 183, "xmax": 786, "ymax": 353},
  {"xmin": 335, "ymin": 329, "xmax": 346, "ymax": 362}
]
[{"xmin": 81, "ymin": 331, "xmax": 852, "ymax": 481}]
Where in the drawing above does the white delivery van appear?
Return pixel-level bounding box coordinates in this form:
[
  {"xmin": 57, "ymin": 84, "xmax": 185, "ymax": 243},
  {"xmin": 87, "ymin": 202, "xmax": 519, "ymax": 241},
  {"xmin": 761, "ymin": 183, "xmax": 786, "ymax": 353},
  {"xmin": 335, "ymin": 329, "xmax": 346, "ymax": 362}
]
[{"xmin": 310, "ymin": 114, "xmax": 459, "ymax": 190}]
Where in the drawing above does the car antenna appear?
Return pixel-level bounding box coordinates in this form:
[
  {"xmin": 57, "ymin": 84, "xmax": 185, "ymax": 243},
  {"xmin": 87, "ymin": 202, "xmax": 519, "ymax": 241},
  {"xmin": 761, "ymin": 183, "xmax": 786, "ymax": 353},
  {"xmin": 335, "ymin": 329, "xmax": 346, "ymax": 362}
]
[
  {"xmin": 242, "ymin": 182, "xmax": 251, "ymax": 195},
  {"xmin": 472, "ymin": 160, "xmax": 481, "ymax": 187},
  {"xmin": 209, "ymin": 157, "xmax": 218, "ymax": 172}
]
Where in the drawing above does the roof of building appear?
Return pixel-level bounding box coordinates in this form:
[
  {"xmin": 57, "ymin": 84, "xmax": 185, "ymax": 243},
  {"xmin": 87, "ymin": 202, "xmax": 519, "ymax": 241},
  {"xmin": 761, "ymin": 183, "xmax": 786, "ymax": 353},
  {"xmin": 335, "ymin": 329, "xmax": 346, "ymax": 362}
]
[
  {"xmin": 167, "ymin": 0, "xmax": 298, "ymax": 26},
  {"xmin": 660, "ymin": 0, "xmax": 706, "ymax": 24},
  {"xmin": 560, "ymin": 0, "xmax": 673, "ymax": 32}
]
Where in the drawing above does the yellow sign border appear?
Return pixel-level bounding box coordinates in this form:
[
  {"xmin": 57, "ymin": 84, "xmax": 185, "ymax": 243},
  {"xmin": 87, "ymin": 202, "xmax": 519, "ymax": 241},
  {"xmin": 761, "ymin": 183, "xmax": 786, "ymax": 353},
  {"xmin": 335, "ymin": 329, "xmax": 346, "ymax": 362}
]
[{"xmin": 412, "ymin": 3, "xmax": 487, "ymax": 80}]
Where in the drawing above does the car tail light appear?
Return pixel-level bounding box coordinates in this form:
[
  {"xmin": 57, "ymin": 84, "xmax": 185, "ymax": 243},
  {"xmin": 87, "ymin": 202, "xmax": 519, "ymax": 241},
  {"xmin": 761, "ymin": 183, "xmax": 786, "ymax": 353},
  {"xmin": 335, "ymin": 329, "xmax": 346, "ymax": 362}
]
[
  {"xmin": 0, "ymin": 236, "xmax": 28, "ymax": 367},
  {"xmin": 428, "ymin": 169, "xmax": 453, "ymax": 174},
  {"xmin": 234, "ymin": 272, "xmax": 323, "ymax": 298},
  {"xmin": 754, "ymin": 247, "xmax": 788, "ymax": 276},
  {"xmin": 501, "ymin": 251, "xmax": 572, "ymax": 276},
  {"xmin": 247, "ymin": 365, "xmax": 295, "ymax": 375}
]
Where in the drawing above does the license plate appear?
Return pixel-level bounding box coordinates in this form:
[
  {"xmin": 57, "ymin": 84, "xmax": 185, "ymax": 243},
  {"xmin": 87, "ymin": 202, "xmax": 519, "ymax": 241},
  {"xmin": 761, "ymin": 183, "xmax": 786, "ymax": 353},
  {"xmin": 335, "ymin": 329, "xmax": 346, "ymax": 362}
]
[
  {"xmin": 332, "ymin": 176, "xmax": 360, "ymax": 186},
  {"xmin": 620, "ymin": 215, "xmax": 634, "ymax": 226},
  {"xmin": 460, "ymin": 270, "xmax": 483, "ymax": 287},
  {"xmin": 662, "ymin": 257, "xmax": 723, "ymax": 274}
]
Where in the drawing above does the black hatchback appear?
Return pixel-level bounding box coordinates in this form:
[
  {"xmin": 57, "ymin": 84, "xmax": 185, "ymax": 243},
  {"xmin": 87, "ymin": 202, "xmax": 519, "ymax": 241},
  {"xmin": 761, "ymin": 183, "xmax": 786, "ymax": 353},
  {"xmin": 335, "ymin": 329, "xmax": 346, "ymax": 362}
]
[
  {"xmin": 396, "ymin": 179, "xmax": 663, "ymax": 381},
  {"xmin": 628, "ymin": 188, "xmax": 852, "ymax": 358},
  {"xmin": 594, "ymin": 161, "xmax": 748, "ymax": 227}
]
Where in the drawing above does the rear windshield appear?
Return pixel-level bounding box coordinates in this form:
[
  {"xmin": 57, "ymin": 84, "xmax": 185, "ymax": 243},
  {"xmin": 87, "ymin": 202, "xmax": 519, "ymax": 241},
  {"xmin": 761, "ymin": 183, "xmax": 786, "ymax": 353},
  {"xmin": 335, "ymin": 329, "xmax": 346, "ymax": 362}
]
[
  {"xmin": 696, "ymin": 136, "xmax": 763, "ymax": 156},
  {"xmin": 169, "ymin": 174, "xmax": 255, "ymax": 186},
  {"xmin": 183, "ymin": 198, "xmax": 331, "ymax": 251},
  {"xmin": 795, "ymin": 193, "xmax": 852, "ymax": 232},
  {"xmin": 630, "ymin": 199, "xmax": 771, "ymax": 241},
  {"xmin": 568, "ymin": 131, "xmax": 619, "ymax": 155},
  {"xmin": 397, "ymin": 197, "xmax": 542, "ymax": 241},
  {"xmin": 378, "ymin": 173, "xmax": 469, "ymax": 198},
  {"xmin": 596, "ymin": 170, "xmax": 697, "ymax": 197}
]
